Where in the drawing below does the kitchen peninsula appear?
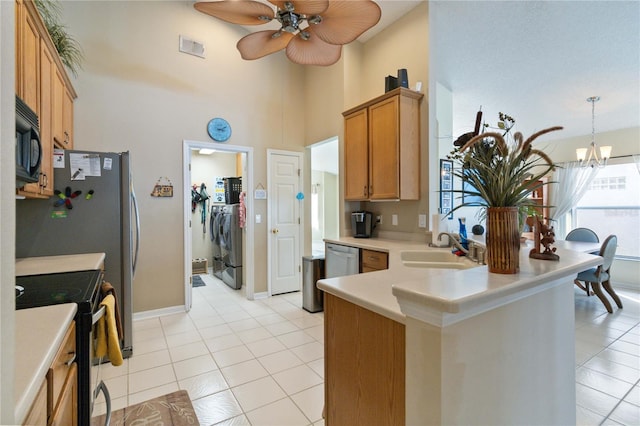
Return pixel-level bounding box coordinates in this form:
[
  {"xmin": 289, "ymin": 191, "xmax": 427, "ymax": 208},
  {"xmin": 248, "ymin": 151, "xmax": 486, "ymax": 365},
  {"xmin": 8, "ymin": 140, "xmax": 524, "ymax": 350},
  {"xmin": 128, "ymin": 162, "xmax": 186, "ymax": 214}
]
[{"xmin": 318, "ymin": 237, "xmax": 602, "ymax": 425}]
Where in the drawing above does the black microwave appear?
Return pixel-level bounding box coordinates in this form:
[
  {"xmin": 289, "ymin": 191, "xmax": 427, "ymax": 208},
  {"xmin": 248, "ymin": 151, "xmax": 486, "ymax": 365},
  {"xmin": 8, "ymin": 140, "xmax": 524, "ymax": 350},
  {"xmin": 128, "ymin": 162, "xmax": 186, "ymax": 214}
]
[{"xmin": 16, "ymin": 95, "xmax": 41, "ymax": 187}]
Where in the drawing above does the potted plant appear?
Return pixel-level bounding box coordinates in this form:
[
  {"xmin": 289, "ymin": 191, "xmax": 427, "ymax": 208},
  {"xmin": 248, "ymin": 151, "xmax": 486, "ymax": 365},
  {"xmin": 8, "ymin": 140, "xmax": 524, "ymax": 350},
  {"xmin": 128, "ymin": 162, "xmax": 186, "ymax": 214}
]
[
  {"xmin": 448, "ymin": 115, "xmax": 561, "ymax": 273},
  {"xmin": 34, "ymin": 0, "xmax": 83, "ymax": 77}
]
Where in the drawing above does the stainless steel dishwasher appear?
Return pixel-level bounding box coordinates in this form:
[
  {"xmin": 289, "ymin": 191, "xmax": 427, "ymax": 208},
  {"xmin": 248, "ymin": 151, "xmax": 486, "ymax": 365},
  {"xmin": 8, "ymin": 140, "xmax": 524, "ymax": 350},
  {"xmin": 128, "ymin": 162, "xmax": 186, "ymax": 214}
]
[{"xmin": 325, "ymin": 243, "xmax": 360, "ymax": 278}]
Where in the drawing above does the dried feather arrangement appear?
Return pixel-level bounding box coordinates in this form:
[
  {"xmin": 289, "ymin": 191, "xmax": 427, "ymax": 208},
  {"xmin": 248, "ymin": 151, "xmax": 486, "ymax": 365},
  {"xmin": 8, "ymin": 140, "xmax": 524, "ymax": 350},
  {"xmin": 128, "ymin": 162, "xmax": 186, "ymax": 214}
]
[{"xmin": 448, "ymin": 120, "xmax": 562, "ymax": 214}]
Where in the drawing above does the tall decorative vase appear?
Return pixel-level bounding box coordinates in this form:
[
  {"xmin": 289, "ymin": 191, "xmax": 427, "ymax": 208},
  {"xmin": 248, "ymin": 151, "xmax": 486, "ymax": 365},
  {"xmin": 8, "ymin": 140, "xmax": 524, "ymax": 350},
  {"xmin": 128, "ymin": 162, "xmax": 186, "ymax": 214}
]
[{"xmin": 485, "ymin": 207, "xmax": 520, "ymax": 274}]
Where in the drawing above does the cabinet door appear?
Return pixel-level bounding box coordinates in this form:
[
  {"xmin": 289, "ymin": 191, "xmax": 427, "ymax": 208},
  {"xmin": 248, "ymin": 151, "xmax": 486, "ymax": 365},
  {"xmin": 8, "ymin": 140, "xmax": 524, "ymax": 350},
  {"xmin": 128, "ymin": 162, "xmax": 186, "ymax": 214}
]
[
  {"xmin": 344, "ymin": 109, "xmax": 369, "ymax": 201},
  {"xmin": 38, "ymin": 42, "xmax": 54, "ymax": 196},
  {"xmin": 324, "ymin": 294, "xmax": 405, "ymax": 425},
  {"xmin": 47, "ymin": 322, "xmax": 76, "ymax": 417},
  {"xmin": 52, "ymin": 68, "xmax": 65, "ymax": 148},
  {"xmin": 23, "ymin": 380, "xmax": 47, "ymax": 426},
  {"xmin": 62, "ymin": 89, "xmax": 74, "ymax": 149},
  {"xmin": 368, "ymin": 96, "xmax": 400, "ymax": 200},
  {"xmin": 361, "ymin": 249, "xmax": 388, "ymax": 272},
  {"xmin": 18, "ymin": 0, "xmax": 40, "ymax": 113},
  {"xmin": 49, "ymin": 363, "xmax": 78, "ymax": 426}
]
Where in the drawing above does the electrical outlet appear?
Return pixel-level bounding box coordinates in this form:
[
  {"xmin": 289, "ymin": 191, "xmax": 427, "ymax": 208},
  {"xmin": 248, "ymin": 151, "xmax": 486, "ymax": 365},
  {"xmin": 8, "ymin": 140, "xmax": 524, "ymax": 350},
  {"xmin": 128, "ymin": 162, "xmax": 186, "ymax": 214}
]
[
  {"xmin": 377, "ymin": 215, "xmax": 382, "ymax": 224},
  {"xmin": 392, "ymin": 214, "xmax": 398, "ymax": 226},
  {"xmin": 418, "ymin": 214, "xmax": 427, "ymax": 228}
]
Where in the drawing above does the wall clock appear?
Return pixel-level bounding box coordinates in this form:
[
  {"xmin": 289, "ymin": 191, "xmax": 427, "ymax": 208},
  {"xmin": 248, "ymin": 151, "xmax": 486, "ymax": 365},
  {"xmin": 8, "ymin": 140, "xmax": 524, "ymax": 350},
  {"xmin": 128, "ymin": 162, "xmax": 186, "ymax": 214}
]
[{"xmin": 207, "ymin": 117, "xmax": 231, "ymax": 142}]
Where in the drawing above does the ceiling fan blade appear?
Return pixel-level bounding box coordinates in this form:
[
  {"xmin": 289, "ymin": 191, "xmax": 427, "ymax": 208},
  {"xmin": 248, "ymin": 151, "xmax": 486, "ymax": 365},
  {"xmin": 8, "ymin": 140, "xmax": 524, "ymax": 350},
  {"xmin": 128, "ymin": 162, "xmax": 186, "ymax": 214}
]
[
  {"xmin": 286, "ymin": 28, "xmax": 342, "ymax": 66},
  {"xmin": 312, "ymin": 0, "xmax": 381, "ymax": 45},
  {"xmin": 194, "ymin": 0, "xmax": 274, "ymax": 25},
  {"xmin": 237, "ymin": 30, "xmax": 294, "ymax": 60},
  {"xmin": 268, "ymin": 0, "xmax": 329, "ymax": 15}
]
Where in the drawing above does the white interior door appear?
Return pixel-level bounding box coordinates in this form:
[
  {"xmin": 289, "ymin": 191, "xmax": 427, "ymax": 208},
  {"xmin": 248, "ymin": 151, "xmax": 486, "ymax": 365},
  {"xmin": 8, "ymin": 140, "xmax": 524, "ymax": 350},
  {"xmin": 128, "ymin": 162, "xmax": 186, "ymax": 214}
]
[{"xmin": 268, "ymin": 150, "xmax": 302, "ymax": 295}]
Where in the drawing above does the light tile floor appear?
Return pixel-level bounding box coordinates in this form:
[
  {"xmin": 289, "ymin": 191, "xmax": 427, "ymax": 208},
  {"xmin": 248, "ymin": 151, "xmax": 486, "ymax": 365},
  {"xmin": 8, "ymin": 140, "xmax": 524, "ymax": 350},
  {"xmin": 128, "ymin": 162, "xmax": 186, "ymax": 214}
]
[{"xmin": 94, "ymin": 274, "xmax": 639, "ymax": 425}]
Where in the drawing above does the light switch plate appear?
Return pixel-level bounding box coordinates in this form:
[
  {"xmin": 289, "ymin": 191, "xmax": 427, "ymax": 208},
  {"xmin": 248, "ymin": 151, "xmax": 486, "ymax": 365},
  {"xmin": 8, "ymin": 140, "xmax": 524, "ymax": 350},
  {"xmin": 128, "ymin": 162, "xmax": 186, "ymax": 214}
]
[
  {"xmin": 392, "ymin": 214, "xmax": 398, "ymax": 226},
  {"xmin": 418, "ymin": 214, "xmax": 427, "ymax": 228},
  {"xmin": 255, "ymin": 214, "xmax": 262, "ymax": 223}
]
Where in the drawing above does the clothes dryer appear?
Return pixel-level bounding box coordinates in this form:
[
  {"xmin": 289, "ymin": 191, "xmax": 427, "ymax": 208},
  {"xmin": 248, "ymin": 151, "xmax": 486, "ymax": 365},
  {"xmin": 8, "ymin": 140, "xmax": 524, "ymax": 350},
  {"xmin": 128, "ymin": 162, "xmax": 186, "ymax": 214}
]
[{"xmin": 219, "ymin": 204, "xmax": 243, "ymax": 289}]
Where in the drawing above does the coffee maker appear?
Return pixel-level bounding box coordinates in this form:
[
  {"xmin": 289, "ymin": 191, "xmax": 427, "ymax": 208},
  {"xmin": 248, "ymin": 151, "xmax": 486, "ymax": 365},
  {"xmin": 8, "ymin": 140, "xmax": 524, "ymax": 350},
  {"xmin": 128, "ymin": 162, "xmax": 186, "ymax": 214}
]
[{"xmin": 351, "ymin": 211, "xmax": 374, "ymax": 238}]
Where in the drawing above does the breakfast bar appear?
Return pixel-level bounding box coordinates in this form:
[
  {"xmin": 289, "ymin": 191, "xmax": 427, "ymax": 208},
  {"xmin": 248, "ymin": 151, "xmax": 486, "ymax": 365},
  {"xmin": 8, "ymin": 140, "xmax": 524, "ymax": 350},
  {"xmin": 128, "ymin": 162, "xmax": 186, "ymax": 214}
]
[{"xmin": 318, "ymin": 238, "xmax": 603, "ymax": 425}]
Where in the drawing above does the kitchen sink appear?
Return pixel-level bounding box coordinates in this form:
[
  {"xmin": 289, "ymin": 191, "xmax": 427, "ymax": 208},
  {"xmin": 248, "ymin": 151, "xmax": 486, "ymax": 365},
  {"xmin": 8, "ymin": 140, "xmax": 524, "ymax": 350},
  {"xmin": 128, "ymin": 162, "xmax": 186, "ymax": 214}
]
[{"xmin": 400, "ymin": 250, "xmax": 479, "ymax": 269}]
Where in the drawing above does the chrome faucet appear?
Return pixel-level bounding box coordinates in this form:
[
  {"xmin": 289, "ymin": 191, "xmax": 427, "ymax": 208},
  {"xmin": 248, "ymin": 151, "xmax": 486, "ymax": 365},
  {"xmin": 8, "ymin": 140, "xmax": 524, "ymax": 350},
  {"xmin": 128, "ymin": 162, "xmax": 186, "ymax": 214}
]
[{"xmin": 437, "ymin": 232, "xmax": 469, "ymax": 255}]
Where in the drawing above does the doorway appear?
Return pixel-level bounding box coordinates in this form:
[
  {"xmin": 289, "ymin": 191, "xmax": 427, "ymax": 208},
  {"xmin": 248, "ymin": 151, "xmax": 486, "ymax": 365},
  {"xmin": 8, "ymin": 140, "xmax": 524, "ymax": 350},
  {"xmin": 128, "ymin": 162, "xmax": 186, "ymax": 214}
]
[
  {"xmin": 309, "ymin": 137, "xmax": 339, "ymax": 255},
  {"xmin": 183, "ymin": 141, "xmax": 255, "ymax": 310}
]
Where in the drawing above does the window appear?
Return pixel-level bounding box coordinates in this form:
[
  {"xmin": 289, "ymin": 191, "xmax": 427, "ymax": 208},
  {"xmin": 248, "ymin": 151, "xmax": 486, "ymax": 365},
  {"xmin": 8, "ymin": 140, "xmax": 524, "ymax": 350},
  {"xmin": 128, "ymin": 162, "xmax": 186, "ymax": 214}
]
[{"xmin": 571, "ymin": 160, "xmax": 640, "ymax": 259}]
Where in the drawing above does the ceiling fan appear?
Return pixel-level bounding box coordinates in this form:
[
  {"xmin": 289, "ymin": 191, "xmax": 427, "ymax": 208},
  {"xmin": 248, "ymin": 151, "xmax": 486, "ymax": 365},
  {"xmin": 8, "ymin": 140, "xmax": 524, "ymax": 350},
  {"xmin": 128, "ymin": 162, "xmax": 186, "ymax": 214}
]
[{"xmin": 194, "ymin": 0, "xmax": 382, "ymax": 66}]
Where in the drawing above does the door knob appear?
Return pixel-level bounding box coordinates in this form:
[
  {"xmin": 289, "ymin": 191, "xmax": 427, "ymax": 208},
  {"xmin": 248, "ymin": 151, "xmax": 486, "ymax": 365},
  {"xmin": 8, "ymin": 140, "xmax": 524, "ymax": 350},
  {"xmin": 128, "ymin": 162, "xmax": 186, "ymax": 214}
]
[{"xmin": 272, "ymin": 228, "xmax": 279, "ymax": 234}]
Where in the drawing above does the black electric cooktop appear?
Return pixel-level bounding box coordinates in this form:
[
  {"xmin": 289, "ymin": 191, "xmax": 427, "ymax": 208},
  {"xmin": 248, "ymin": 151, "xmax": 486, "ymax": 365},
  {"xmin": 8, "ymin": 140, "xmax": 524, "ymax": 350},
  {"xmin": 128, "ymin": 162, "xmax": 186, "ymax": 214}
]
[{"xmin": 15, "ymin": 269, "xmax": 102, "ymax": 313}]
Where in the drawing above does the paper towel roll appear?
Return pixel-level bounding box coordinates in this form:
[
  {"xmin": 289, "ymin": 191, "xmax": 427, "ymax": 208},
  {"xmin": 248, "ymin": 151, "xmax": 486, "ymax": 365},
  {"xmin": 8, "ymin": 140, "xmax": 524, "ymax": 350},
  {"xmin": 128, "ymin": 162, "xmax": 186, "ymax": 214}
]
[{"xmin": 431, "ymin": 214, "xmax": 448, "ymax": 246}]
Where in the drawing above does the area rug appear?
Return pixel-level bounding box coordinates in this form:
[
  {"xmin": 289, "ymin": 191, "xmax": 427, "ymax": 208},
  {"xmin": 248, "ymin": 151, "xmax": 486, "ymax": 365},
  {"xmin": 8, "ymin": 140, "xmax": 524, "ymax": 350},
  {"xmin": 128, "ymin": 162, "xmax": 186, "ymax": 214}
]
[
  {"xmin": 92, "ymin": 390, "xmax": 199, "ymax": 425},
  {"xmin": 192, "ymin": 275, "xmax": 206, "ymax": 287}
]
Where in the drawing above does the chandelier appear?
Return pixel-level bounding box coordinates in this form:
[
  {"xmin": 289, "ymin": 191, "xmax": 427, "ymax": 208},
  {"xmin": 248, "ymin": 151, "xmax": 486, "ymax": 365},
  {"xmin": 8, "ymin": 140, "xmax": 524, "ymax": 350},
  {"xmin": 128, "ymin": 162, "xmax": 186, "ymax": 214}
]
[{"xmin": 576, "ymin": 96, "xmax": 612, "ymax": 167}]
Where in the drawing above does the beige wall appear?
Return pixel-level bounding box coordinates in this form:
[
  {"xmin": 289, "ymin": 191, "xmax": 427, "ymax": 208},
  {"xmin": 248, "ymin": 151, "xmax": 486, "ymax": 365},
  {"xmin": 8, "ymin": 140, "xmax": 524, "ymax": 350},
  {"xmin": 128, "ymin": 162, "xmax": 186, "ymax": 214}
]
[
  {"xmin": 60, "ymin": 1, "xmax": 306, "ymax": 309},
  {"xmin": 359, "ymin": 2, "xmax": 430, "ymax": 237}
]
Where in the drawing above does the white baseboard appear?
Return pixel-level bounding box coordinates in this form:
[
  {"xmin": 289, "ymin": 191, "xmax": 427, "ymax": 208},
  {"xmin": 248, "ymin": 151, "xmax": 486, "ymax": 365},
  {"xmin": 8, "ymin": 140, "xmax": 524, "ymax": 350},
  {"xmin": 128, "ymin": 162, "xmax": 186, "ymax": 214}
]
[
  {"xmin": 253, "ymin": 291, "xmax": 269, "ymax": 300},
  {"xmin": 133, "ymin": 305, "xmax": 186, "ymax": 321}
]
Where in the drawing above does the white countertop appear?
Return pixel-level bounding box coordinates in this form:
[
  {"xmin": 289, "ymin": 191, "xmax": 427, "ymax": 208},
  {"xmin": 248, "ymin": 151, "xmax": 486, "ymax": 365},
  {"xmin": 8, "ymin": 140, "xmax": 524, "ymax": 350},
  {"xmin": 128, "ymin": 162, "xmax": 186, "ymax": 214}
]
[
  {"xmin": 318, "ymin": 237, "xmax": 603, "ymax": 325},
  {"xmin": 14, "ymin": 304, "xmax": 77, "ymax": 425},
  {"xmin": 16, "ymin": 253, "xmax": 106, "ymax": 276}
]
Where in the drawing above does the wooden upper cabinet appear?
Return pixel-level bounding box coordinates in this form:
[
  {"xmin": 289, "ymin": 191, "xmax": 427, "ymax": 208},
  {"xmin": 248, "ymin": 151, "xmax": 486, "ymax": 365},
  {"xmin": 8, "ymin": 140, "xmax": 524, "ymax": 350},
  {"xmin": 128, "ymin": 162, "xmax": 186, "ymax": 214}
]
[
  {"xmin": 53, "ymin": 67, "xmax": 75, "ymax": 149},
  {"xmin": 343, "ymin": 88, "xmax": 423, "ymax": 201},
  {"xmin": 52, "ymin": 68, "xmax": 65, "ymax": 147},
  {"xmin": 17, "ymin": 0, "xmax": 40, "ymax": 113},
  {"xmin": 63, "ymin": 88, "xmax": 74, "ymax": 149},
  {"xmin": 38, "ymin": 42, "xmax": 54, "ymax": 196},
  {"xmin": 343, "ymin": 108, "xmax": 369, "ymax": 200},
  {"xmin": 16, "ymin": 0, "xmax": 77, "ymax": 198}
]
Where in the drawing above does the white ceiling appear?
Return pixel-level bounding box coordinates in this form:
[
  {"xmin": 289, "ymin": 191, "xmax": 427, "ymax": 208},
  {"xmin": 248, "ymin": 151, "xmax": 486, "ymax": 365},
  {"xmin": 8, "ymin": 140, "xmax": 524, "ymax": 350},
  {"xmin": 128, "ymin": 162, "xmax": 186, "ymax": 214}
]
[
  {"xmin": 235, "ymin": 1, "xmax": 639, "ymax": 147},
  {"xmin": 429, "ymin": 0, "xmax": 640, "ymax": 143}
]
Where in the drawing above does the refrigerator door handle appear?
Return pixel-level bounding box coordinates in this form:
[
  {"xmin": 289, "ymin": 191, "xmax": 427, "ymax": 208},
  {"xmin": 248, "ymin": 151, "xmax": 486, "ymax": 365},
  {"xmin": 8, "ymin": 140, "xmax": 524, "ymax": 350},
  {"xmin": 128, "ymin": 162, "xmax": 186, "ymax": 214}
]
[{"xmin": 131, "ymin": 180, "xmax": 140, "ymax": 277}]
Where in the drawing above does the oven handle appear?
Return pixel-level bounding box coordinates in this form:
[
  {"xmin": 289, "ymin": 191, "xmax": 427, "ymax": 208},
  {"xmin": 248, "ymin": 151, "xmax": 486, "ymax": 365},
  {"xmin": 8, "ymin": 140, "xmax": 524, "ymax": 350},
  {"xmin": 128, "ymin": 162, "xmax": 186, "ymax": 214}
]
[
  {"xmin": 92, "ymin": 305, "xmax": 106, "ymax": 325},
  {"xmin": 94, "ymin": 380, "xmax": 112, "ymax": 426}
]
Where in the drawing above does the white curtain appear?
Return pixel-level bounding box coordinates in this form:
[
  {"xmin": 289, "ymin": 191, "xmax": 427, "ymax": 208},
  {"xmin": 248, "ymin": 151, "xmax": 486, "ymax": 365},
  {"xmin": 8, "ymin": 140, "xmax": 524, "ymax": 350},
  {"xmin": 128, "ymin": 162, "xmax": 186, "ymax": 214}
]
[
  {"xmin": 634, "ymin": 154, "xmax": 640, "ymax": 175},
  {"xmin": 548, "ymin": 161, "xmax": 599, "ymax": 238}
]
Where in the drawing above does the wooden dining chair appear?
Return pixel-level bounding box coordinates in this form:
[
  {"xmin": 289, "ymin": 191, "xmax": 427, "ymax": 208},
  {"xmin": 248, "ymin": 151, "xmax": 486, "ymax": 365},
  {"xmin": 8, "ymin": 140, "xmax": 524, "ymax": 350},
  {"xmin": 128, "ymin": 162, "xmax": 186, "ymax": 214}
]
[{"xmin": 574, "ymin": 235, "xmax": 623, "ymax": 313}]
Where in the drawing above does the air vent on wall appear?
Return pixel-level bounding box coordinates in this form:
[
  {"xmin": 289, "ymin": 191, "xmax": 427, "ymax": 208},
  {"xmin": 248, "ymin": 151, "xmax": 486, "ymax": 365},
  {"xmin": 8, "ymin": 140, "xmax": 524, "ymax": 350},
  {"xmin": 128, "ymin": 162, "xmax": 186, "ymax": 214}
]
[{"xmin": 179, "ymin": 35, "xmax": 205, "ymax": 58}]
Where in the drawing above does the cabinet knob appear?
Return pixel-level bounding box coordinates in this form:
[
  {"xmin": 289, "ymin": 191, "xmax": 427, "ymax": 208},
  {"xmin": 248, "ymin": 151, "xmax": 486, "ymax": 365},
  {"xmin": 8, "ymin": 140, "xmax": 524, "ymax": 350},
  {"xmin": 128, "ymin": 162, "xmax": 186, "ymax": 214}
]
[{"xmin": 272, "ymin": 228, "xmax": 279, "ymax": 234}]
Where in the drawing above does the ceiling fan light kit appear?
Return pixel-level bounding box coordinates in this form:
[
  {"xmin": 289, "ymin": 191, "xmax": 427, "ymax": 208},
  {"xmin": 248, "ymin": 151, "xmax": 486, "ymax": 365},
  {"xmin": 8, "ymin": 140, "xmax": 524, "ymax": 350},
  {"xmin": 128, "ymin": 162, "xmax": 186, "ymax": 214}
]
[{"xmin": 195, "ymin": 0, "xmax": 382, "ymax": 66}]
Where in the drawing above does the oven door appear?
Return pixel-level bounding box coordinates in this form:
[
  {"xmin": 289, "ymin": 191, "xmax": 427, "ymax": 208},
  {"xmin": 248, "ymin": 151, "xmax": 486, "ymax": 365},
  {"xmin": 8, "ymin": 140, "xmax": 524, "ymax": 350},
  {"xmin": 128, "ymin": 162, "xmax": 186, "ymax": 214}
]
[{"xmin": 91, "ymin": 305, "xmax": 112, "ymax": 425}]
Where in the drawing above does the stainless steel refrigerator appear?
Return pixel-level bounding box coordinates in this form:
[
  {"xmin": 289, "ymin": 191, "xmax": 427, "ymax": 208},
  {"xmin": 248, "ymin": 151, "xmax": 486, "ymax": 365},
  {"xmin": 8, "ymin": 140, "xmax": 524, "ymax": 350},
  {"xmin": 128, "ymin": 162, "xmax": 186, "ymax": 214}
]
[{"xmin": 16, "ymin": 150, "xmax": 139, "ymax": 359}]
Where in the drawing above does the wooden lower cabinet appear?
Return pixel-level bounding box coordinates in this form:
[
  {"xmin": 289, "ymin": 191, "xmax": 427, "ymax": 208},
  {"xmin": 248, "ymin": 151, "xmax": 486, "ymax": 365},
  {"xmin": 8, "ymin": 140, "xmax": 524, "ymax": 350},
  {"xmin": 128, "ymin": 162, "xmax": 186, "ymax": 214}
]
[
  {"xmin": 361, "ymin": 249, "xmax": 388, "ymax": 273},
  {"xmin": 23, "ymin": 381, "xmax": 47, "ymax": 425},
  {"xmin": 49, "ymin": 363, "xmax": 77, "ymax": 426},
  {"xmin": 47, "ymin": 322, "xmax": 77, "ymax": 426},
  {"xmin": 324, "ymin": 293, "xmax": 405, "ymax": 425},
  {"xmin": 24, "ymin": 321, "xmax": 77, "ymax": 425}
]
